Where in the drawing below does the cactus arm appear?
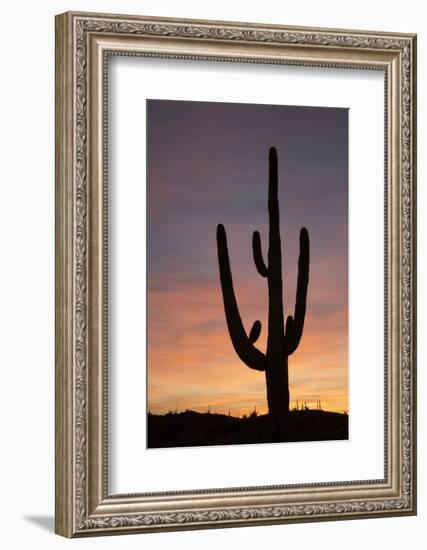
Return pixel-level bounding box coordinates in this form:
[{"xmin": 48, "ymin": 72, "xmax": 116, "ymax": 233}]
[
  {"xmin": 216, "ymin": 224, "xmax": 266, "ymax": 371},
  {"xmin": 285, "ymin": 227, "xmax": 310, "ymax": 355},
  {"xmin": 249, "ymin": 320, "xmax": 262, "ymax": 343},
  {"xmin": 285, "ymin": 314, "xmax": 294, "ymax": 343},
  {"xmin": 252, "ymin": 231, "xmax": 268, "ymax": 277}
]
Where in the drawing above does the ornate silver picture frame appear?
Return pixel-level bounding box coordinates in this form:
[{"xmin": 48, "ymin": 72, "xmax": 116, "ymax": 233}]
[{"xmin": 55, "ymin": 11, "xmax": 416, "ymax": 537}]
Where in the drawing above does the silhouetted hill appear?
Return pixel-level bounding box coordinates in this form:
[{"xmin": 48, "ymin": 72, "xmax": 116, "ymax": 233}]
[{"xmin": 147, "ymin": 409, "xmax": 348, "ymax": 448}]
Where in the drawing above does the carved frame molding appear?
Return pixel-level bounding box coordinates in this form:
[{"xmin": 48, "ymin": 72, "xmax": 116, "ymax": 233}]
[{"xmin": 55, "ymin": 11, "xmax": 416, "ymax": 537}]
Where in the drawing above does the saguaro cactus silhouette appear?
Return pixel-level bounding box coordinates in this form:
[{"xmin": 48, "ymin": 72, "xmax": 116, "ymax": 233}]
[{"xmin": 216, "ymin": 147, "xmax": 310, "ymax": 441}]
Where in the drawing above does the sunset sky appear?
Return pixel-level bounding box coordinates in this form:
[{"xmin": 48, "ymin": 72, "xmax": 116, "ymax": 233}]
[{"xmin": 147, "ymin": 99, "xmax": 348, "ymax": 416}]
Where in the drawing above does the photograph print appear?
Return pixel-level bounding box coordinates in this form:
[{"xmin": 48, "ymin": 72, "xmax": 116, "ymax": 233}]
[{"xmin": 147, "ymin": 99, "xmax": 348, "ymax": 448}]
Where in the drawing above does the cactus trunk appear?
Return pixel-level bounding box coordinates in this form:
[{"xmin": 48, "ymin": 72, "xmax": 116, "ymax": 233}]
[
  {"xmin": 265, "ymin": 147, "xmax": 288, "ymax": 440},
  {"xmin": 265, "ymin": 357, "xmax": 289, "ymax": 440},
  {"xmin": 216, "ymin": 147, "xmax": 309, "ymax": 442}
]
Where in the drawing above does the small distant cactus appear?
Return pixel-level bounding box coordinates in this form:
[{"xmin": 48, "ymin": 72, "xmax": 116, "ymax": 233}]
[
  {"xmin": 249, "ymin": 406, "xmax": 258, "ymax": 419},
  {"xmin": 216, "ymin": 147, "xmax": 310, "ymax": 441}
]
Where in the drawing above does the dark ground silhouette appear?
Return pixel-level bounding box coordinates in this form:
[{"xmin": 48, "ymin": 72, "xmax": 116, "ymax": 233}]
[{"xmin": 147, "ymin": 409, "xmax": 348, "ymax": 449}]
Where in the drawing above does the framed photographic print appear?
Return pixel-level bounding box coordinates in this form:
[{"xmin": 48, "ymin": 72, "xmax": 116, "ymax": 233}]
[{"xmin": 55, "ymin": 11, "xmax": 417, "ymax": 537}]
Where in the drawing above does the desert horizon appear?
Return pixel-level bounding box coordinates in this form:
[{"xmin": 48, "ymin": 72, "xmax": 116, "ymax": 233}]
[{"xmin": 147, "ymin": 395, "xmax": 348, "ymax": 418}]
